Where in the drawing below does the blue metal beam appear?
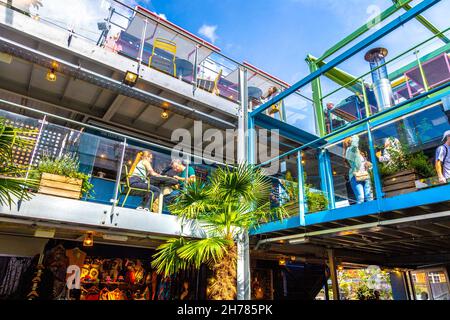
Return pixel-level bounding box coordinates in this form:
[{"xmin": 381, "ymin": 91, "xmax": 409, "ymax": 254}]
[
  {"xmin": 249, "ymin": 0, "xmax": 441, "ymax": 117},
  {"xmin": 250, "ymin": 183, "xmax": 450, "ymax": 235}
]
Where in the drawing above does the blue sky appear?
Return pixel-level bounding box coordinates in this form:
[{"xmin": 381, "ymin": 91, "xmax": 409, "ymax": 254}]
[{"xmin": 133, "ymin": 0, "xmax": 450, "ymax": 86}]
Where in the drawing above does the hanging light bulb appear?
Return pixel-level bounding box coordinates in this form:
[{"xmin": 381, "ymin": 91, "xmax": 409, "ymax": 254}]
[
  {"xmin": 46, "ymin": 68, "xmax": 57, "ymax": 82},
  {"xmin": 161, "ymin": 109, "xmax": 169, "ymax": 119},
  {"xmin": 83, "ymin": 232, "xmax": 94, "ymax": 247}
]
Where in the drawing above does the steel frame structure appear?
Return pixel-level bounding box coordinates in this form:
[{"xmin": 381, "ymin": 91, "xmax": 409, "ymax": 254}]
[{"xmin": 248, "ymin": 0, "xmax": 450, "ymax": 234}]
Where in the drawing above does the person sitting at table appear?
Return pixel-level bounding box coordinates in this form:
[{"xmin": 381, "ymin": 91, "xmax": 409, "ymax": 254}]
[
  {"xmin": 163, "ymin": 159, "xmax": 196, "ymax": 207},
  {"xmin": 129, "ymin": 151, "xmax": 162, "ymax": 212},
  {"xmin": 262, "ymin": 86, "xmax": 282, "ymax": 119},
  {"xmin": 104, "ymin": 32, "xmax": 122, "ymax": 53}
]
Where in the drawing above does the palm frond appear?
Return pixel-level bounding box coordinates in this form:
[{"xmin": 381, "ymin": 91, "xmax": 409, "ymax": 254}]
[
  {"xmin": 176, "ymin": 237, "xmax": 232, "ymax": 269},
  {"xmin": 168, "ymin": 181, "xmax": 215, "ymax": 219},
  {"xmin": 209, "ymin": 163, "xmax": 271, "ymax": 206},
  {"xmin": 151, "ymin": 238, "xmax": 189, "ymax": 277}
]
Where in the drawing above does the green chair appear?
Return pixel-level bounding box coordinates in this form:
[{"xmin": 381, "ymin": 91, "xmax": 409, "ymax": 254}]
[{"xmin": 118, "ymin": 165, "xmax": 154, "ymax": 209}]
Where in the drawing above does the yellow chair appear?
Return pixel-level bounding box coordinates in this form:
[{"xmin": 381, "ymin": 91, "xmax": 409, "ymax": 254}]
[
  {"xmin": 149, "ymin": 38, "xmax": 177, "ymax": 77},
  {"xmin": 212, "ymin": 69, "xmax": 223, "ymax": 96},
  {"xmin": 118, "ymin": 165, "xmax": 154, "ymax": 209}
]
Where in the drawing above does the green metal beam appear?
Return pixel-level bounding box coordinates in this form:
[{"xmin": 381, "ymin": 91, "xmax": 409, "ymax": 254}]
[
  {"xmin": 397, "ymin": 2, "xmax": 450, "ymax": 44},
  {"xmin": 318, "ymin": 0, "xmax": 413, "ymax": 62},
  {"xmin": 306, "ymin": 56, "xmax": 327, "ymax": 137},
  {"xmin": 307, "ymin": 54, "xmax": 363, "ymax": 94}
]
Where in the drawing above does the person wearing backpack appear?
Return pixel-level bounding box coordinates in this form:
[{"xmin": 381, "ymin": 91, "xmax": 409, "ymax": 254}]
[{"xmin": 436, "ymin": 130, "xmax": 450, "ymax": 184}]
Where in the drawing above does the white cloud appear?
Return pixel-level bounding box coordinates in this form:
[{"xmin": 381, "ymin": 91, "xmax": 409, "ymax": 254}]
[
  {"xmin": 156, "ymin": 12, "xmax": 167, "ymax": 20},
  {"xmin": 198, "ymin": 24, "xmax": 218, "ymax": 43}
]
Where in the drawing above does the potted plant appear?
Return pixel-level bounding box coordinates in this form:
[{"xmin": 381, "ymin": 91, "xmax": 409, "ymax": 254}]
[
  {"xmin": 31, "ymin": 154, "xmax": 94, "ymax": 200},
  {"xmin": 378, "ymin": 141, "xmax": 435, "ymax": 197}
]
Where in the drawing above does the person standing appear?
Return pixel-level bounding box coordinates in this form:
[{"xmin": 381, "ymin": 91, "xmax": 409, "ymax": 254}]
[
  {"xmin": 343, "ymin": 136, "xmax": 374, "ymax": 204},
  {"xmin": 436, "ymin": 130, "xmax": 450, "ymax": 184}
]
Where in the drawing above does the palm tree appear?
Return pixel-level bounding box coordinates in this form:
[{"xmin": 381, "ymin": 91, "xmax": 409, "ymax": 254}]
[
  {"xmin": 0, "ymin": 117, "xmax": 37, "ymax": 208},
  {"xmin": 151, "ymin": 164, "xmax": 287, "ymax": 300}
]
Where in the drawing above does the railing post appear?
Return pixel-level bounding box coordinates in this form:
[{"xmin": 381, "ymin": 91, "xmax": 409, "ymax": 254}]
[
  {"xmin": 297, "ymin": 151, "xmax": 306, "ymax": 226},
  {"xmin": 366, "ymin": 122, "xmax": 384, "ymax": 200},
  {"xmin": 110, "ymin": 138, "xmax": 127, "ymax": 225},
  {"xmin": 361, "ymin": 79, "xmax": 371, "ymax": 118},
  {"xmin": 319, "ymin": 149, "xmax": 335, "ymax": 210},
  {"xmin": 25, "ymin": 115, "xmax": 47, "ymax": 180},
  {"xmin": 247, "ymin": 115, "xmax": 256, "ymax": 165},
  {"xmin": 414, "ymin": 50, "xmax": 429, "ymax": 92},
  {"xmin": 193, "ymin": 45, "xmax": 199, "ymax": 95},
  {"xmin": 137, "ymin": 18, "xmax": 148, "ymax": 73}
]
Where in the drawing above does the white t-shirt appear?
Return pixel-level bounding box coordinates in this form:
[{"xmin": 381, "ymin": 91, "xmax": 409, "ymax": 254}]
[{"xmin": 436, "ymin": 144, "xmax": 450, "ymax": 179}]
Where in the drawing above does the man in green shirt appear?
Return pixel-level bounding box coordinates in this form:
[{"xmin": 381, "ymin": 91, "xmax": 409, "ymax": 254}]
[{"xmin": 163, "ymin": 159, "xmax": 196, "ymax": 210}]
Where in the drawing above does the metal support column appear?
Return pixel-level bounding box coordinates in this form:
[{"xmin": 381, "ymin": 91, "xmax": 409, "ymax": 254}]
[
  {"xmin": 237, "ymin": 67, "xmax": 251, "ymax": 300},
  {"xmin": 306, "ymin": 57, "xmax": 327, "ymax": 137},
  {"xmin": 237, "ymin": 232, "xmax": 251, "ymax": 300},
  {"xmin": 238, "ymin": 67, "xmax": 248, "ymax": 163},
  {"xmin": 297, "ymin": 151, "xmax": 306, "ymax": 226},
  {"xmin": 137, "ymin": 18, "xmax": 148, "ymax": 73},
  {"xmin": 319, "ymin": 149, "xmax": 335, "ymax": 209},
  {"xmin": 366, "ymin": 122, "xmax": 384, "ymax": 200},
  {"xmin": 327, "ymin": 249, "xmax": 340, "ymax": 300},
  {"xmin": 247, "ymin": 115, "xmax": 256, "ymax": 164}
]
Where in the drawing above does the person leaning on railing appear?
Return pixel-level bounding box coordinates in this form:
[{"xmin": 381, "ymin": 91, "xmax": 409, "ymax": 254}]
[
  {"xmin": 129, "ymin": 151, "xmax": 162, "ymax": 212},
  {"xmin": 436, "ymin": 130, "xmax": 450, "ymax": 184}
]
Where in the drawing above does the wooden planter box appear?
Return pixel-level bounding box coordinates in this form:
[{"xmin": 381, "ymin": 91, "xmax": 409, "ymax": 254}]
[
  {"xmin": 38, "ymin": 173, "xmax": 82, "ymax": 199},
  {"xmin": 382, "ymin": 169, "xmax": 419, "ymax": 198}
]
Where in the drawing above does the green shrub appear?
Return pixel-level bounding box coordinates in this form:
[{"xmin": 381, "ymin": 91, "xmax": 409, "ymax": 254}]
[
  {"xmin": 379, "ymin": 142, "xmax": 435, "ymax": 178},
  {"xmin": 306, "ymin": 186, "xmax": 328, "ymax": 213}
]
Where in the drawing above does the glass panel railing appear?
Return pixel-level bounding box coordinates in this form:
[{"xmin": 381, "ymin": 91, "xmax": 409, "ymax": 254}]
[
  {"xmin": 371, "ymin": 103, "xmax": 450, "ymax": 198},
  {"xmin": 302, "ymin": 148, "xmax": 328, "ymax": 214},
  {"xmin": 197, "ymin": 52, "xmax": 240, "ymax": 103},
  {"xmin": 119, "ymin": 141, "xmax": 172, "ymax": 213},
  {"xmin": 34, "ymin": 122, "xmax": 125, "ymax": 206},
  {"xmin": 320, "ymin": 28, "xmax": 450, "ymax": 134},
  {"xmin": 259, "ymin": 154, "xmax": 300, "ymax": 220},
  {"xmin": 255, "ymin": 87, "xmax": 317, "ymax": 136},
  {"xmin": 1, "ymin": 106, "xmax": 231, "ymax": 217},
  {"xmin": 245, "ymin": 65, "xmax": 290, "ymax": 114},
  {"xmin": 326, "ymin": 130, "xmax": 376, "ymax": 208},
  {"xmin": 0, "ymin": 108, "xmax": 41, "ymax": 173},
  {"xmin": 0, "ymin": 0, "xmax": 243, "ymax": 104}
]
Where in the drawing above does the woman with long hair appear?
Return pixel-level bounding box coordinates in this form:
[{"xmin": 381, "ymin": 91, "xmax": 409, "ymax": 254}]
[
  {"xmin": 129, "ymin": 151, "xmax": 161, "ymax": 211},
  {"xmin": 343, "ymin": 136, "xmax": 373, "ymax": 204}
]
